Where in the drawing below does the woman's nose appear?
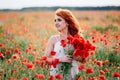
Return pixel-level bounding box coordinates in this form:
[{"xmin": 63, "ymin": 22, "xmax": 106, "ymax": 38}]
[{"xmin": 55, "ymin": 21, "xmax": 59, "ymax": 25}]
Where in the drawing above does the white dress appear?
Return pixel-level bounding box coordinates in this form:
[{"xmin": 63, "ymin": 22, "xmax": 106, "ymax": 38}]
[{"xmin": 50, "ymin": 36, "xmax": 79, "ymax": 80}]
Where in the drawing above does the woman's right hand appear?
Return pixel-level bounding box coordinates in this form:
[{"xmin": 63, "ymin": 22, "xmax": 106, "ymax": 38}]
[{"xmin": 59, "ymin": 55, "xmax": 72, "ymax": 63}]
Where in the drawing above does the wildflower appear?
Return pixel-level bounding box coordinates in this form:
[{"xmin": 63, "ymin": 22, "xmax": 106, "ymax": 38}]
[
  {"xmin": 76, "ymin": 76, "xmax": 82, "ymax": 80},
  {"xmin": 12, "ymin": 54, "xmax": 19, "ymax": 60},
  {"xmin": 112, "ymin": 72, "xmax": 120, "ymax": 78},
  {"xmin": 88, "ymin": 77, "xmax": 96, "ymax": 80},
  {"xmin": 98, "ymin": 75, "xmax": 106, "ymax": 80},
  {"xmin": 99, "ymin": 70, "xmax": 105, "ymax": 75},
  {"xmin": 78, "ymin": 64, "xmax": 85, "ymax": 70},
  {"xmin": 55, "ymin": 73, "xmax": 62, "ymax": 80},
  {"xmin": 0, "ymin": 52, "xmax": 4, "ymax": 58},
  {"xmin": 0, "ymin": 43, "xmax": 3, "ymax": 48},
  {"xmin": 96, "ymin": 61, "xmax": 103, "ymax": 67},
  {"xmin": 22, "ymin": 77, "xmax": 28, "ymax": 80},
  {"xmin": 50, "ymin": 50, "xmax": 56, "ymax": 56},
  {"xmin": 5, "ymin": 50, "xmax": 11, "ymax": 55},
  {"xmin": 52, "ymin": 58, "xmax": 59, "ymax": 68},
  {"xmin": 49, "ymin": 75, "xmax": 54, "ymax": 80},
  {"xmin": 26, "ymin": 62, "xmax": 34, "ymax": 69},
  {"xmin": 60, "ymin": 39, "xmax": 66, "ymax": 47},
  {"xmin": 40, "ymin": 56, "xmax": 47, "ymax": 60},
  {"xmin": 85, "ymin": 68, "xmax": 93, "ymax": 74},
  {"xmin": 104, "ymin": 68, "xmax": 108, "ymax": 73},
  {"xmin": 8, "ymin": 77, "xmax": 14, "ymax": 80},
  {"xmin": 14, "ymin": 48, "xmax": 20, "ymax": 54},
  {"xmin": 103, "ymin": 60, "xmax": 109, "ymax": 65},
  {"xmin": 37, "ymin": 74, "xmax": 45, "ymax": 79},
  {"xmin": 7, "ymin": 59, "xmax": 11, "ymax": 63}
]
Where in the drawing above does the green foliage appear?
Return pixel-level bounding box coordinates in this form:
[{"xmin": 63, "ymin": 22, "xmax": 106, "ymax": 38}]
[
  {"xmin": 108, "ymin": 52, "xmax": 120, "ymax": 66},
  {"xmin": 92, "ymin": 25, "xmax": 118, "ymax": 33},
  {"xmin": 15, "ymin": 37, "xmax": 29, "ymax": 51},
  {"xmin": 0, "ymin": 26, "xmax": 4, "ymax": 33},
  {"xmin": 106, "ymin": 14, "xmax": 115, "ymax": 21}
]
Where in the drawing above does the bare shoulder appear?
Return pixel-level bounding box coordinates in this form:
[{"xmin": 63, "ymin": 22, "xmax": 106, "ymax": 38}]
[{"xmin": 48, "ymin": 35, "xmax": 59, "ymax": 43}]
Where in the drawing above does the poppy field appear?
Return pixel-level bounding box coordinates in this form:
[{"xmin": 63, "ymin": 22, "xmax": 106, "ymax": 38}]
[{"xmin": 0, "ymin": 10, "xmax": 120, "ymax": 80}]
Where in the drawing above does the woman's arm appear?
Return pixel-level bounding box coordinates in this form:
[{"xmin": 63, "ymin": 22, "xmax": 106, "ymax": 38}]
[{"xmin": 44, "ymin": 36, "xmax": 55, "ymax": 63}]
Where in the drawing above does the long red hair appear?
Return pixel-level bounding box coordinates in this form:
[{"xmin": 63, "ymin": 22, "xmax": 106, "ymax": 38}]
[{"xmin": 55, "ymin": 8, "xmax": 81, "ymax": 36}]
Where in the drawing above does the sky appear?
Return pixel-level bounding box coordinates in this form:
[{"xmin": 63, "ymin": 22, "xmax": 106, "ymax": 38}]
[{"xmin": 0, "ymin": 0, "xmax": 120, "ymax": 9}]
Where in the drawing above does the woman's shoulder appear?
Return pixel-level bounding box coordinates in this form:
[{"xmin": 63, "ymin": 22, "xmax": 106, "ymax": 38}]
[{"xmin": 48, "ymin": 35, "xmax": 60, "ymax": 43}]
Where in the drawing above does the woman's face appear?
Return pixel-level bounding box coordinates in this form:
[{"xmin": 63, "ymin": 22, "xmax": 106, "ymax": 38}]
[{"xmin": 54, "ymin": 15, "xmax": 68, "ymax": 32}]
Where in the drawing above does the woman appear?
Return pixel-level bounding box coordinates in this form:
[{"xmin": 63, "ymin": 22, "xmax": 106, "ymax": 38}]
[{"xmin": 45, "ymin": 8, "xmax": 83, "ymax": 80}]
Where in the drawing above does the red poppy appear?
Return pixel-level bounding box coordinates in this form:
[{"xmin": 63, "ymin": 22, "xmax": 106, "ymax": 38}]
[
  {"xmin": 8, "ymin": 77, "xmax": 14, "ymax": 80},
  {"xmin": 37, "ymin": 74, "xmax": 45, "ymax": 79},
  {"xmin": 88, "ymin": 77, "xmax": 96, "ymax": 80},
  {"xmin": 85, "ymin": 68, "xmax": 93, "ymax": 74},
  {"xmin": 12, "ymin": 54, "xmax": 19, "ymax": 60},
  {"xmin": 67, "ymin": 35, "xmax": 73, "ymax": 44},
  {"xmin": 5, "ymin": 50, "xmax": 11, "ymax": 55},
  {"xmin": 73, "ymin": 49, "xmax": 89, "ymax": 59},
  {"xmin": 72, "ymin": 37, "xmax": 85, "ymax": 49},
  {"xmin": 55, "ymin": 73, "xmax": 62, "ymax": 80},
  {"xmin": 104, "ymin": 68, "xmax": 108, "ymax": 73},
  {"xmin": 96, "ymin": 61, "xmax": 103, "ymax": 67},
  {"xmin": 0, "ymin": 43, "xmax": 3, "ymax": 48},
  {"xmin": 99, "ymin": 70, "xmax": 105, "ymax": 75},
  {"xmin": 49, "ymin": 75, "xmax": 54, "ymax": 80},
  {"xmin": 112, "ymin": 72, "xmax": 120, "ymax": 78},
  {"xmin": 26, "ymin": 62, "xmax": 34, "ymax": 69},
  {"xmin": 98, "ymin": 75, "xmax": 106, "ymax": 80},
  {"xmin": 40, "ymin": 56, "xmax": 47, "ymax": 60},
  {"xmin": 60, "ymin": 40, "xmax": 66, "ymax": 47},
  {"xmin": 0, "ymin": 52, "xmax": 4, "ymax": 58},
  {"xmin": 22, "ymin": 77, "xmax": 28, "ymax": 80},
  {"xmin": 50, "ymin": 51, "xmax": 56, "ymax": 56},
  {"xmin": 78, "ymin": 64, "xmax": 85, "ymax": 70},
  {"xmin": 76, "ymin": 76, "xmax": 82, "ymax": 80},
  {"xmin": 14, "ymin": 48, "xmax": 20, "ymax": 54},
  {"xmin": 7, "ymin": 59, "xmax": 11, "ymax": 63},
  {"xmin": 52, "ymin": 58, "xmax": 59, "ymax": 68}
]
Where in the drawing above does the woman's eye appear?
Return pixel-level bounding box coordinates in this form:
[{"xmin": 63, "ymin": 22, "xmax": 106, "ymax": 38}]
[
  {"xmin": 54, "ymin": 18, "xmax": 62, "ymax": 22},
  {"xmin": 54, "ymin": 19, "xmax": 56, "ymax": 22},
  {"xmin": 58, "ymin": 19, "xmax": 62, "ymax": 22}
]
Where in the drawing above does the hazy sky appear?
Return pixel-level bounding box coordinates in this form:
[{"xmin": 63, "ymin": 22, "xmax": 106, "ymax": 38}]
[{"xmin": 0, "ymin": 0, "xmax": 120, "ymax": 9}]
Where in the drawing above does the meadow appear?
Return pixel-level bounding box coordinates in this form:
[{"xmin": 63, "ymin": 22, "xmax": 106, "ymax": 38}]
[{"xmin": 0, "ymin": 10, "xmax": 120, "ymax": 80}]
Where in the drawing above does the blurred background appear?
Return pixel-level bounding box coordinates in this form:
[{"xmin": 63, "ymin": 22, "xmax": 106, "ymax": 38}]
[{"xmin": 0, "ymin": 0, "xmax": 120, "ymax": 80}]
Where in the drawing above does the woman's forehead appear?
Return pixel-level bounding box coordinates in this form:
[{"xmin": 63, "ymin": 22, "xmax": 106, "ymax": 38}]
[{"xmin": 55, "ymin": 15, "xmax": 63, "ymax": 19}]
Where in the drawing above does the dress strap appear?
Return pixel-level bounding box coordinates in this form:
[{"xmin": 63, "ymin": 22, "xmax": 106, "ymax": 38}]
[{"xmin": 55, "ymin": 35, "xmax": 60, "ymax": 42}]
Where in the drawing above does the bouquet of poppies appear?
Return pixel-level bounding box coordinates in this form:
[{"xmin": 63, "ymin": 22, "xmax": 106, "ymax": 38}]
[{"xmin": 60, "ymin": 34, "xmax": 96, "ymax": 75}]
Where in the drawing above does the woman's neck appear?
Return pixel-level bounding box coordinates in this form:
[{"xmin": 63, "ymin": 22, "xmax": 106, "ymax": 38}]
[{"xmin": 60, "ymin": 31, "xmax": 69, "ymax": 40}]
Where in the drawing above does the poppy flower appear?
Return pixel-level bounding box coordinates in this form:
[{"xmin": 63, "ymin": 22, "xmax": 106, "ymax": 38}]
[
  {"xmin": 55, "ymin": 73, "xmax": 62, "ymax": 80},
  {"xmin": 52, "ymin": 58, "xmax": 59, "ymax": 68},
  {"xmin": 50, "ymin": 51, "xmax": 56, "ymax": 56},
  {"xmin": 26, "ymin": 62, "xmax": 34, "ymax": 69},
  {"xmin": 112, "ymin": 72, "xmax": 120, "ymax": 78},
  {"xmin": 37, "ymin": 74, "xmax": 45, "ymax": 79},
  {"xmin": 78, "ymin": 64, "xmax": 85, "ymax": 70},
  {"xmin": 49, "ymin": 75, "xmax": 54, "ymax": 80},
  {"xmin": 22, "ymin": 77, "xmax": 28, "ymax": 80},
  {"xmin": 99, "ymin": 70, "xmax": 105, "ymax": 75},
  {"xmin": 60, "ymin": 40, "xmax": 66, "ymax": 47},
  {"xmin": 86, "ymin": 68, "xmax": 93, "ymax": 74},
  {"xmin": 98, "ymin": 75, "xmax": 106, "ymax": 80}
]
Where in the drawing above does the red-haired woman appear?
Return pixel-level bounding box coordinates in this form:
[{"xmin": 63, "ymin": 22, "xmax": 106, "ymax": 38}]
[{"xmin": 45, "ymin": 8, "xmax": 83, "ymax": 80}]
